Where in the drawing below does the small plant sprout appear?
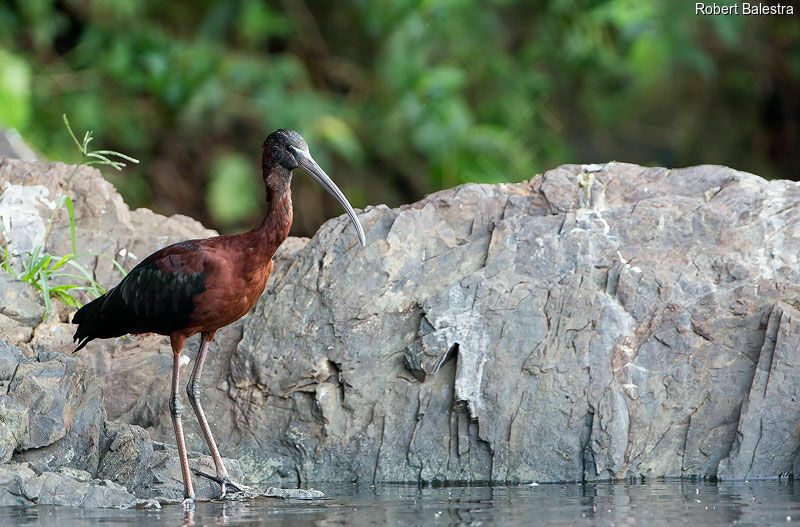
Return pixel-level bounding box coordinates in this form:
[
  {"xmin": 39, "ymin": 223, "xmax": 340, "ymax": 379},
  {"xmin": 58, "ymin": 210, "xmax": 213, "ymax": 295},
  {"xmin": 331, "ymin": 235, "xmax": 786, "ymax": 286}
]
[
  {"xmin": 62, "ymin": 114, "xmax": 139, "ymax": 171},
  {"xmin": 0, "ymin": 115, "xmax": 137, "ymax": 319}
]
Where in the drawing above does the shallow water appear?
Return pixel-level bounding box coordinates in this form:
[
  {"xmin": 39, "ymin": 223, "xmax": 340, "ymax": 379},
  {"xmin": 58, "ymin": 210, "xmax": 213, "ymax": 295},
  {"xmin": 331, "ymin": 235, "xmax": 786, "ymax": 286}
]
[{"xmin": 4, "ymin": 480, "xmax": 800, "ymax": 526}]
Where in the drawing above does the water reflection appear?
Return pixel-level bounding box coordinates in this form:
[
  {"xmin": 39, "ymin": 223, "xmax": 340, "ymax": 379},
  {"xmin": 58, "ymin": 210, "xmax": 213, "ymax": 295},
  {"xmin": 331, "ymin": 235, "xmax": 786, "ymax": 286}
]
[{"xmin": 2, "ymin": 480, "xmax": 800, "ymax": 526}]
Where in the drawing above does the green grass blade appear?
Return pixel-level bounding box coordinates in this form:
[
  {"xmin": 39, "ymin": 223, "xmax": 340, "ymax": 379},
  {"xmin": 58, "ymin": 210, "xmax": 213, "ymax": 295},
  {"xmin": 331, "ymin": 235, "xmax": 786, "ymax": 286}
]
[
  {"xmin": 39, "ymin": 272, "xmax": 51, "ymax": 320},
  {"xmin": 51, "ymin": 288, "xmax": 81, "ymax": 308},
  {"xmin": 64, "ymin": 259, "xmax": 96, "ymax": 279},
  {"xmin": 65, "ymin": 196, "xmax": 77, "ymax": 254},
  {"xmin": 85, "ymin": 152, "xmax": 113, "ymax": 162},
  {"xmin": 62, "ymin": 114, "xmax": 82, "ymax": 151},
  {"xmin": 87, "ymin": 161, "xmax": 125, "ymax": 170},
  {"xmin": 63, "ymin": 260, "xmax": 106, "ymax": 293},
  {"xmin": 82, "ymin": 131, "xmax": 92, "ymax": 153},
  {"xmin": 26, "ymin": 253, "xmax": 52, "ymax": 280},
  {"xmin": 90, "ymin": 150, "xmax": 140, "ymax": 164},
  {"xmin": 50, "ymin": 253, "xmax": 75, "ymax": 272},
  {"xmin": 50, "ymin": 284, "xmax": 81, "ymax": 291},
  {"xmin": 1, "ymin": 245, "xmax": 18, "ymax": 277},
  {"xmin": 23, "ymin": 245, "xmax": 42, "ymax": 278},
  {"xmin": 50, "ymin": 272, "xmax": 94, "ymax": 281},
  {"xmin": 96, "ymin": 253, "xmax": 129, "ymax": 276}
]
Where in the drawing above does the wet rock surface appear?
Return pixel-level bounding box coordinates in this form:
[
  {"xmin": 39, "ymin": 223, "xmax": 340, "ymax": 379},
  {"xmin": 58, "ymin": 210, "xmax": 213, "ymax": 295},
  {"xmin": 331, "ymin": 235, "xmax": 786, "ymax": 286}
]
[{"xmin": 3, "ymin": 158, "xmax": 800, "ymax": 505}]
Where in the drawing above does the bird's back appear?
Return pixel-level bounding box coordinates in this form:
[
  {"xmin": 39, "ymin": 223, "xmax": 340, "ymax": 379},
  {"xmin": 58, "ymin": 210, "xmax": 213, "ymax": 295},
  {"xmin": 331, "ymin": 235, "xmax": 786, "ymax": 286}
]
[{"xmin": 72, "ymin": 239, "xmax": 213, "ymax": 351}]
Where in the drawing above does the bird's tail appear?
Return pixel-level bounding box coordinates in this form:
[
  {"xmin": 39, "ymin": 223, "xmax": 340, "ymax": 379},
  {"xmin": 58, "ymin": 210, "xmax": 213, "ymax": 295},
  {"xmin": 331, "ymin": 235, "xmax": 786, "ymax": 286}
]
[{"xmin": 71, "ymin": 294, "xmax": 106, "ymax": 353}]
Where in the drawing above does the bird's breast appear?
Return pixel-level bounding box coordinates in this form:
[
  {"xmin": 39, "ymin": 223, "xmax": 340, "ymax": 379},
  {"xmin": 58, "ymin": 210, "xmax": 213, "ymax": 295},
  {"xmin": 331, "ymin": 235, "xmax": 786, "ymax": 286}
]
[{"xmin": 187, "ymin": 259, "xmax": 274, "ymax": 333}]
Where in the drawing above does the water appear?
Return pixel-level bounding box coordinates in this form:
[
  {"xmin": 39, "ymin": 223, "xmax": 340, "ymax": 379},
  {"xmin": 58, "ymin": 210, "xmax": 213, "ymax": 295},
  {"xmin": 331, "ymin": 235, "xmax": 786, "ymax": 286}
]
[{"xmin": 3, "ymin": 480, "xmax": 800, "ymax": 526}]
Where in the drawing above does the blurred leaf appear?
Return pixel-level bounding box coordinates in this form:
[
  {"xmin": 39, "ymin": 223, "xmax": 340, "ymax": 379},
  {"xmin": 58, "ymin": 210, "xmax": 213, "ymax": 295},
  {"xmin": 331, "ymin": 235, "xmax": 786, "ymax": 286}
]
[
  {"xmin": 206, "ymin": 153, "xmax": 262, "ymax": 226},
  {"xmin": 0, "ymin": 48, "xmax": 31, "ymax": 130},
  {"xmin": 17, "ymin": 0, "xmax": 68, "ymax": 51},
  {"xmin": 629, "ymin": 36, "xmax": 669, "ymax": 83},
  {"xmin": 238, "ymin": 0, "xmax": 292, "ymax": 46},
  {"xmin": 315, "ymin": 115, "xmax": 364, "ymax": 164}
]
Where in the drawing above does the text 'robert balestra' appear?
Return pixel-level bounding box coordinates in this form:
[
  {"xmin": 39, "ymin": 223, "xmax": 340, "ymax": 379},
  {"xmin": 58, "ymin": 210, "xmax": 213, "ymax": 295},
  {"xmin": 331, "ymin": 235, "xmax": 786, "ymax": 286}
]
[{"xmin": 696, "ymin": 3, "xmax": 794, "ymax": 15}]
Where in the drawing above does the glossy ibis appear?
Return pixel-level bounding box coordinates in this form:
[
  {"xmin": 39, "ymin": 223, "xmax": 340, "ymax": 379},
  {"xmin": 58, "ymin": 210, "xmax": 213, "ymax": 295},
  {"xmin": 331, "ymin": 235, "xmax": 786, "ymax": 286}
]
[{"xmin": 72, "ymin": 129, "xmax": 365, "ymax": 504}]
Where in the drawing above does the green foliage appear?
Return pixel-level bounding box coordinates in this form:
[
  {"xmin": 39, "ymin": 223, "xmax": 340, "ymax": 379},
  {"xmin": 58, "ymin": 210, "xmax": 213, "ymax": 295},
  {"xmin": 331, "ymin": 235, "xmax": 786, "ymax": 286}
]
[
  {"xmin": 1, "ymin": 115, "xmax": 135, "ymax": 319},
  {"xmin": 0, "ymin": 48, "xmax": 31, "ymax": 130},
  {"xmin": 2, "ymin": 221, "xmax": 107, "ymax": 318},
  {"xmin": 206, "ymin": 152, "xmax": 262, "ymax": 225},
  {"xmin": 0, "ymin": 0, "xmax": 796, "ymax": 234}
]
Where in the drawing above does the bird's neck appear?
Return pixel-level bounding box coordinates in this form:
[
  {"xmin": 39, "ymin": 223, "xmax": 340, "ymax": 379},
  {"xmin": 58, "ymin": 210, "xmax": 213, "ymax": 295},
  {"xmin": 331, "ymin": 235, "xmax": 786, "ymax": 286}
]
[{"xmin": 252, "ymin": 165, "xmax": 293, "ymax": 256}]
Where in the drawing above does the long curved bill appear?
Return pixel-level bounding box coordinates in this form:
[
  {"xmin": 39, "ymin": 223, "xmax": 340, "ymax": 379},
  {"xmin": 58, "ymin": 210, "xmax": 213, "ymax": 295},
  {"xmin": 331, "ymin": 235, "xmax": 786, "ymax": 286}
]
[{"xmin": 291, "ymin": 146, "xmax": 366, "ymax": 246}]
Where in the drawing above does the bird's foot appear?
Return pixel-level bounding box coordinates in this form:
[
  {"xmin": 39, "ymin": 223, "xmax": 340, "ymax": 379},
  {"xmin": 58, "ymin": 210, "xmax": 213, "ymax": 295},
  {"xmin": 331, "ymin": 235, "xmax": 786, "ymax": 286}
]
[
  {"xmin": 193, "ymin": 469, "xmax": 256, "ymax": 500},
  {"xmin": 181, "ymin": 496, "xmax": 196, "ymax": 509},
  {"xmin": 220, "ymin": 478, "xmax": 249, "ymax": 499}
]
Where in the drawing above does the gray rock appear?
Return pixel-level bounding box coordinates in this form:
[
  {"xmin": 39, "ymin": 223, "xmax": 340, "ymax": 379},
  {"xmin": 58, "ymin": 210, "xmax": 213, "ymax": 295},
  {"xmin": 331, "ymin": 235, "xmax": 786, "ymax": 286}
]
[
  {"xmin": 96, "ymin": 421, "xmax": 155, "ymax": 494},
  {"xmin": 96, "ymin": 421, "xmax": 245, "ymax": 501},
  {"xmin": 0, "ymin": 273, "xmax": 45, "ymax": 328},
  {"xmin": 73, "ymin": 162, "xmax": 800, "ymax": 486},
  {"xmin": 0, "ymin": 462, "xmax": 38, "ymax": 506},
  {"xmin": 190, "ymin": 163, "xmax": 800, "ymax": 485},
  {"xmin": 262, "ymin": 487, "xmax": 325, "ymax": 500},
  {"xmin": 9, "ymin": 351, "xmax": 105, "ymax": 474},
  {"xmin": 0, "ymin": 312, "xmax": 34, "ymax": 349},
  {"xmin": 718, "ymin": 303, "xmax": 800, "ymax": 479},
  {"xmin": 0, "ymin": 462, "xmax": 137, "ymax": 508},
  {"xmin": 0, "ymin": 337, "xmax": 24, "ymax": 380},
  {"xmin": 0, "ymin": 340, "xmax": 27, "ymax": 463},
  {"xmin": 0, "ymin": 396, "xmax": 28, "ymax": 463}
]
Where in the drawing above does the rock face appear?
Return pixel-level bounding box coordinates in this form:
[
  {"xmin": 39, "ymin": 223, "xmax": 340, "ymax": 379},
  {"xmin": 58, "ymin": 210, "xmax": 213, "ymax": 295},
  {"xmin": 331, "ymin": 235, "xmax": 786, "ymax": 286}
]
[
  {"xmin": 7, "ymin": 350, "xmax": 104, "ymax": 473},
  {"xmin": 202, "ymin": 162, "xmax": 800, "ymax": 486},
  {"xmin": 3, "ymin": 158, "xmax": 800, "ymax": 494},
  {"xmin": 96, "ymin": 163, "xmax": 800, "ymax": 485}
]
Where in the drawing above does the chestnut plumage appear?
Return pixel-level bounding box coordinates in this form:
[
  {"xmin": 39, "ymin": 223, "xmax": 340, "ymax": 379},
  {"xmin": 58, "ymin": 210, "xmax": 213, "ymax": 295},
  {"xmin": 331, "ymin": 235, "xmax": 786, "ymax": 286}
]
[{"xmin": 71, "ymin": 129, "xmax": 365, "ymax": 504}]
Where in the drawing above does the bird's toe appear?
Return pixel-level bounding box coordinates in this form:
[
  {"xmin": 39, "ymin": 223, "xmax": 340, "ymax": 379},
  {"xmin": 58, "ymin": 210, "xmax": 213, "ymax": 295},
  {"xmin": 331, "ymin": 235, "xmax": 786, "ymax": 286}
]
[
  {"xmin": 220, "ymin": 478, "xmax": 257, "ymax": 500},
  {"xmin": 193, "ymin": 468, "xmax": 255, "ymax": 500}
]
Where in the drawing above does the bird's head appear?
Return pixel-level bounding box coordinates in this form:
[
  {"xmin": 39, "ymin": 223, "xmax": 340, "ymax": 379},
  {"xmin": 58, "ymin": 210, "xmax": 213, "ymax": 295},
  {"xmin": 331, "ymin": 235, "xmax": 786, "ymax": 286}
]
[
  {"xmin": 263, "ymin": 129, "xmax": 307, "ymax": 171},
  {"xmin": 263, "ymin": 129, "xmax": 366, "ymax": 246}
]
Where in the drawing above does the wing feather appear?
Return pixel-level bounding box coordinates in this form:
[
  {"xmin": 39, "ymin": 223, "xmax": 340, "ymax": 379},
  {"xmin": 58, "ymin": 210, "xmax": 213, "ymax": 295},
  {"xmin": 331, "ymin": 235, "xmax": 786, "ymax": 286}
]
[{"xmin": 72, "ymin": 240, "xmax": 217, "ymax": 351}]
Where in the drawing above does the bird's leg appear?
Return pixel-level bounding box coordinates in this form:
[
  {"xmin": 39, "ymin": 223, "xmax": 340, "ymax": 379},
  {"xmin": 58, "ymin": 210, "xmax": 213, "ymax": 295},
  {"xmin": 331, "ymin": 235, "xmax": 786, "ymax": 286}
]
[
  {"xmin": 187, "ymin": 333, "xmax": 244, "ymax": 499},
  {"xmin": 170, "ymin": 333, "xmax": 195, "ymax": 507}
]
